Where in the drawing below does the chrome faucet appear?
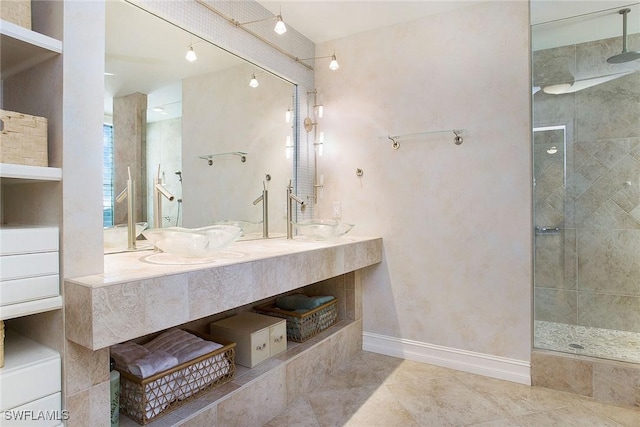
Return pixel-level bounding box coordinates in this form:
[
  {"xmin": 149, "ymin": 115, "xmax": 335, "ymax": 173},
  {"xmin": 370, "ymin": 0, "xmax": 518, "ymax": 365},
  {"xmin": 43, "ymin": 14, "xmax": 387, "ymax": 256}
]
[
  {"xmin": 253, "ymin": 181, "xmax": 269, "ymax": 238},
  {"xmin": 153, "ymin": 164, "xmax": 175, "ymax": 230},
  {"xmin": 116, "ymin": 167, "xmax": 136, "ymax": 250},
  {"xmin": 287, "ymin": 180, "xmax": 305, "ymax": 239}
]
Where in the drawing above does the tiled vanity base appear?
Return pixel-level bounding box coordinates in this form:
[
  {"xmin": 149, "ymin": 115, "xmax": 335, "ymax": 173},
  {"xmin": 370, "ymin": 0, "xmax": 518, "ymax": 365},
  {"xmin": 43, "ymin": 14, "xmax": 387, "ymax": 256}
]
[
  {"xmin": 532, "ymin": 350, "xmax": 640, "ymax": 408},
  {"xmin": 119, "ymin": 319, "xmax": 363, "ymax": 427}
]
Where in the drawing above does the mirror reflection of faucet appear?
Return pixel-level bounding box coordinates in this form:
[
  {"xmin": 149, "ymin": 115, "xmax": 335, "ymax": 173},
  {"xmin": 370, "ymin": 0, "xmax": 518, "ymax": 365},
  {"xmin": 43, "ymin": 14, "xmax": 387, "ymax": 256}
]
[
  {"xmin": 153, "ymin": 164, "xmax": 176, "ymax": 232},
  {"xmin": 287, "ymin": 180, "xmax": 305, "ymax": 239},
  {"xmin": 115, "ymin": 166, "xmax": 137, "ymax": 250},
  {"xmin": 253, "ymin": 180, "xmax": 269, "ymax": 238}
]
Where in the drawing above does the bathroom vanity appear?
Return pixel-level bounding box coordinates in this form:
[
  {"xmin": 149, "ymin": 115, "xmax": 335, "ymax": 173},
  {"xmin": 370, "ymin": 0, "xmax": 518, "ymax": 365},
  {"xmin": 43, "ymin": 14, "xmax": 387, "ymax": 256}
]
[{"xmin": 65, "ymin": 236, "xmax": 382, "ymax": 425}]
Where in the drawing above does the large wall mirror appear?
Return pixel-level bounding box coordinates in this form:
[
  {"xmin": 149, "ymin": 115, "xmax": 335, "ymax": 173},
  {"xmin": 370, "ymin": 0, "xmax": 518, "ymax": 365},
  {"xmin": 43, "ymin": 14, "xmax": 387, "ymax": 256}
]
[{"xmin": 104, "ymin": 0, "xmax": 295, "ymax": 247}]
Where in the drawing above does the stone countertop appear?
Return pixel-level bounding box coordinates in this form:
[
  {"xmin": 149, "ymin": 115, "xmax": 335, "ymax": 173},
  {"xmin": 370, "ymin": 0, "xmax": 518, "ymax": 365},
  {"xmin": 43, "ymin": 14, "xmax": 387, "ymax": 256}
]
[{"xmin": 65, "ymin": 236, "xmax": 382, "ymax": 350}]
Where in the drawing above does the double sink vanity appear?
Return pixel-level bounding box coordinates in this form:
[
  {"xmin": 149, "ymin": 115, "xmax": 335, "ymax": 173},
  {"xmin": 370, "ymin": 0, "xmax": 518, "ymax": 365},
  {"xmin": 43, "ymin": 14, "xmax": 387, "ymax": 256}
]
[{"xmin": 65, "ymin": 234, "xmax": 382, "ymax": 425}]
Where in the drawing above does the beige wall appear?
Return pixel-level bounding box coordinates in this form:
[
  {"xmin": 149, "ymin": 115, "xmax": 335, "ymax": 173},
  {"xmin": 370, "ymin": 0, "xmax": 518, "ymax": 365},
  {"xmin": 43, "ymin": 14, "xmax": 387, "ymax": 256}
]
[{"xmin": 315, "ymin": 1, "xmax": 533, "ymax": 362}]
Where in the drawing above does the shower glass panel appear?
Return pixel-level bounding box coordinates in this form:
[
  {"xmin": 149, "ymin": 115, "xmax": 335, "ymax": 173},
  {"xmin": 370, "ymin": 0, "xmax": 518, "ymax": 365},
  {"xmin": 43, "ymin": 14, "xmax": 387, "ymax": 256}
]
[{"xmin": 532, "ymin": 3, "xmax": 640, "ymax": 364}]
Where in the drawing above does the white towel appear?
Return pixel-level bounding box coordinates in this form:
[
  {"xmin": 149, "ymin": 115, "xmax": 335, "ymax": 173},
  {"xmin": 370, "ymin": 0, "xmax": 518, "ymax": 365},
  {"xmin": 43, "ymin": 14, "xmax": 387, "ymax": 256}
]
[
  {"xmin": 111, "ymin": 341, "xmax": 150, "ymax": 371},
  {"xmin": 144, "ymin": 329, "xmax": 223, "ymax": 364},
  {"xmin": 127, "ymin": 350, "xmax": 179, "ymax": 379}
]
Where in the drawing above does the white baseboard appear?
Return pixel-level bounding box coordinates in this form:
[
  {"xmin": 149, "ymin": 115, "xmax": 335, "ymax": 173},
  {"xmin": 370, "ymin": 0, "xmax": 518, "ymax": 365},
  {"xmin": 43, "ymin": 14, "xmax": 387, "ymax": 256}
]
[{"xmin": 363, "ymin": 331, "xmax": 531, "ymax": 385}]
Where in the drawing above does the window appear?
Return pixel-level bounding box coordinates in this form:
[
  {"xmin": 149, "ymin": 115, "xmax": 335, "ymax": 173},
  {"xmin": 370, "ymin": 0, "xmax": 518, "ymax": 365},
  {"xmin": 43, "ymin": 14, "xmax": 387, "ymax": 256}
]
[{"xmin": 103, "ymin": 124, "xmax": 114, "ymax": 227}]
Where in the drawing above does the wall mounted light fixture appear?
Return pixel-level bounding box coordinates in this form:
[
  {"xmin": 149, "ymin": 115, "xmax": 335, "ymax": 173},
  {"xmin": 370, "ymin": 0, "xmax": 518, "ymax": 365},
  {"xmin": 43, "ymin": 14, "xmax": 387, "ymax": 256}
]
[
  {"xmin": 296, "ymin": 53, "xmax": 340, "ymax": 71},
  {"xmin": 185, "ymin": 44, "xmax": 197, "ymax": 62},
  {"xmin": 249, "ymin": 74, "xmax": 259, "ymax": 88},
  {"xmin": 234, "ymin": 12, "xmax": 287, "ymax": 35}
]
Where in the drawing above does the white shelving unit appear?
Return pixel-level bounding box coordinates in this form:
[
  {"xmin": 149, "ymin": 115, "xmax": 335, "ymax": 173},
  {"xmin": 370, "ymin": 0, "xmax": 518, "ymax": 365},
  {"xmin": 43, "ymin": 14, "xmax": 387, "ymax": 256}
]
[
  {"xmin": 0, "ymin": 18, "xmax": 62, "ymax": 79},
  {"xmin": 0, "ymin": 10, "xmax": 64, "ymax": 422}
]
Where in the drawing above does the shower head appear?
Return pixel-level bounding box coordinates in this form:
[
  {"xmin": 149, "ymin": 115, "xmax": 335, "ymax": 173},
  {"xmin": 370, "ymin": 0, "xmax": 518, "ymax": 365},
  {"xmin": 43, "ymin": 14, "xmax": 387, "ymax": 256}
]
[{"xmin": 607, "ymin": 9, "xmax": 640, "ymax": 64}]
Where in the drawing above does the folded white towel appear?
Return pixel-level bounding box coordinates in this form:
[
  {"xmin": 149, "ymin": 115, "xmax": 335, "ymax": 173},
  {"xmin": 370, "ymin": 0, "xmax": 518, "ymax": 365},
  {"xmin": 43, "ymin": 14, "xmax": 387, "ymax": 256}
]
[
  {"xmin": 127, "ymin": 350, "xmax": 179, "ymax": 379},
  {"xmin": 144, "ymin": 329, "xmax": 223, "ymax": 364},
  {"xmin": 110, "ymin": 341, "xmax": 150, "ymax": 371}
]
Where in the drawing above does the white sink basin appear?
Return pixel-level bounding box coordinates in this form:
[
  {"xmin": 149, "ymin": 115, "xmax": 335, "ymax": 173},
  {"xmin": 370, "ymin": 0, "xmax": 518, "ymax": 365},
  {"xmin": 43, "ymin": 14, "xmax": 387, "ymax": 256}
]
[
  {"xmin": 104, "ymin": 222, "xmax": 148, "ymax": 250},
  {"xmin": 293, "ymin": 219, "xmax": 354, "ymax": 240},
  {"xmin": 142, "ymin": 225, "xmax": 242, "ymax": 258}
]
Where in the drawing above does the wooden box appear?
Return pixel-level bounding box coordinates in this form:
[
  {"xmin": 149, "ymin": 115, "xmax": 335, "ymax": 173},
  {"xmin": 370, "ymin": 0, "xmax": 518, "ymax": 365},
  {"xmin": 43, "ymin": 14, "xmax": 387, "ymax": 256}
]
[
  {"xmin": 0, "ymin": 0, "xmax": 32, "ymax": 29},
  {"xmin": 210, "ymin": 312, "xmax": 286, "ymax": 368},
  {"xmin": 0, "ymin": 110, "xmax": 48, "ymax": 167}
]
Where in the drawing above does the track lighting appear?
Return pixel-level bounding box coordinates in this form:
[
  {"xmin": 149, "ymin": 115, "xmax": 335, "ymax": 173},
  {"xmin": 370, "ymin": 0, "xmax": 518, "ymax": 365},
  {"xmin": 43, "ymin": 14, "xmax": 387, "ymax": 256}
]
[
  {"xmin": 249, "ymin": 74, "xmax": 259, "ymax": 88},
  {"xmin": 274, "ymin": 15, "xmax": 287, "ymax": 35},
  {"xmin": 235, "ymin": 13, "xmax": 287, "ymax": 35},
  {"xmin": 296, "ymin": 53, "xmax": 340, "ymax": 71},
  {"xmin": 185, "ymin": 45, "xmax": 197, "ymax": 62}
]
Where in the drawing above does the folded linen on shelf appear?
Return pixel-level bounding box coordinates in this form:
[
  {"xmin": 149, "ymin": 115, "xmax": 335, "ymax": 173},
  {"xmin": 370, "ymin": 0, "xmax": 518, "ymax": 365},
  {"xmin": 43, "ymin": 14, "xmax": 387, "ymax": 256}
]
[
  {"xmin": 275, "ymin": 294, "xmax": 335, "ymax": 311},
  {"xmin": 143, "ymin": 328, "xmax": 223, "ymax": 364},
  {"xmin": 127, "ymin": 350, "xmax": 179, "ymax": 379},
  {"xmin": 110, "ymin": 341, "xmax": 150, "ymax": 371}
]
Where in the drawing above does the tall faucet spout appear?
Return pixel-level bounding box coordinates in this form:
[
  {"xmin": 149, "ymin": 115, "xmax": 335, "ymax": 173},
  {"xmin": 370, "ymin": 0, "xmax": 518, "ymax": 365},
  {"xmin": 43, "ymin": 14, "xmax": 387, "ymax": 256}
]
[
  {"xmin": 287, "ymin": 180, "xmax": 305, "ymax": 239},
  {"xmin": 116, "ymin": 167, "xmax": 136, "ymax": 250},
  {"xmin": 153, "ymin": 164, "xmax": 176, "ymax": 231},
  {"xmin": 253, "ymin": 181, "xmax": 269, "ymax": 238}
]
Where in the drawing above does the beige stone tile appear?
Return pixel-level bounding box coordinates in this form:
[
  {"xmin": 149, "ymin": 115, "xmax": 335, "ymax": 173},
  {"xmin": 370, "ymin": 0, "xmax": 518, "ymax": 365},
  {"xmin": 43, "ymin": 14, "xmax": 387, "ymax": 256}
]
[
  {"xmin": 578, "ymin": 292, "xmax": 640, "ymax": 333},
  {"xmin": 144, "ymin": 274, "xmax": 189, "ymax": 333},
  {"xmin": 263, "ymin": 397, "xmax": 320, "ymax": 427},
  {"xmin": 511, "ymin": 404, "xmax": 621, "ymax": 426},
  {"xmin": 178, "ymin": 406, "xmax": 217, "ymax": 427},
  {"xmin": 286, "ymin": 340, "xmax": 331, "ymax": 403},
  {"xmin": 64, "ymin": 281, "xmax": 93, "ymax": 348},
  {"xmin": 531, "ymin": 352, "xmax": 593, "ymax": 396},
  {"xmin": 457, "ymin": 372, "xmax": 589, "ymax": 417},
  {"xmin": 534, "ymin": 288, "xmax": 577, "ymax": 324},
  {"xmin": 593, "ymin": 362, "xmax": 640, "ymax": 407},
  {"xmin": 308, "ymin": 384, "xmax": 419, "ymax": 427},
  {"xmin": 66, "ymin": 380, "xmax": 110, "ymax": 427},
  {"xmin": 578, "ymin": 399, "xmax": 640, "ymax": 427},
  {"xmin": 330, "ymin": 320, "xmax": 362, "ymax": 371},
  {"xmin": 217, "ymin": 365, "xmax": 286, "ymax": 427},
  {"xmin": 65, "ymin": 342, "xmax": 109, "ymax": 396},
  {"xmin": 386, "ymin": 376, "xmax": 507, "ymax": 425}
]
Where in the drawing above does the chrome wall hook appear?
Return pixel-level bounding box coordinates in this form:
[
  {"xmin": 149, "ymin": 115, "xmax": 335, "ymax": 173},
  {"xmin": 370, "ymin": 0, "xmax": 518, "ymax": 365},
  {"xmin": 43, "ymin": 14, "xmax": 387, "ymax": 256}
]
[
  {"xmin": 389, "ymin": 136, "xmax": 400, "ymax": 150},
  {"xmin": 453, "ymin": 130, "xmax": 463, "ymax": 145}
]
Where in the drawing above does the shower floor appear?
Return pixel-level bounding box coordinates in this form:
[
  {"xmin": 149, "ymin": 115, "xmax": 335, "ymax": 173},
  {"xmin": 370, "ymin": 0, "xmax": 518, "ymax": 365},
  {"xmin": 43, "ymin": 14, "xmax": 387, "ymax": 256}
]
[{"xmin": 534, "ymin": 320, "xmax": 640, "ymax": 364}]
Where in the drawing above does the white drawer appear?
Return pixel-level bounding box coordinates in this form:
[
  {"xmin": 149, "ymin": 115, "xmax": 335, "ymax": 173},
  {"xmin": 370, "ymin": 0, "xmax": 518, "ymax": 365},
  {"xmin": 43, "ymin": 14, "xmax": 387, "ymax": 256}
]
[
  {"xmin": 269, "ymin": 321, "xmax": 287, "ymax": 357},
  {"xmin": 0, "ymin": 392, "xmax": 63, "ymax": 426},
  {"xmin": 0, "ymin": 252, "xmax": 59, "ymax": 281},
  {"xmin": 0, "ymin": 331, "xmax": 61, "ymax": 411},
  {"xmin": 210, "ymin": 312, "xmax": 286, "ymax": 368},
  {"xmin": 0, "ymin": 227, "xmax": 58, "ymax": 256},
  {"xmin": 0, "ymin": 275, "xmax": 59, "ymax": 306}
]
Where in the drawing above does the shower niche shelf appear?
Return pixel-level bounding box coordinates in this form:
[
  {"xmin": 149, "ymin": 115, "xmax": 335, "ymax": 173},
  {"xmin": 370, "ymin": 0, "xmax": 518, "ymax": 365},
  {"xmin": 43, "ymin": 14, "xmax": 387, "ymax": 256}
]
[{"xmin": 379, "ymin": 129, "xmax": 465, "ymax": 149}]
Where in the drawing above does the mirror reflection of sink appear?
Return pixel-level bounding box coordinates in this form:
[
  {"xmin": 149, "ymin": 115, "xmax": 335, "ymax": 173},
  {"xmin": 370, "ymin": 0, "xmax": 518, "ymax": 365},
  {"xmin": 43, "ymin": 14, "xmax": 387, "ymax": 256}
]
[
  {"xmin": 293, "ymin": 219, "xmax": 354, "ymax": 240},
  {"xmin": 104, "ymin": 222, "xmax": 148, "ymax": 251},
  {"xmin": 142, "ymin": 225, "xmax": 242, "ymax": 258},
  {"xmin": 212, "ymin": 220, "xmax": 263, "ymax": 237}
]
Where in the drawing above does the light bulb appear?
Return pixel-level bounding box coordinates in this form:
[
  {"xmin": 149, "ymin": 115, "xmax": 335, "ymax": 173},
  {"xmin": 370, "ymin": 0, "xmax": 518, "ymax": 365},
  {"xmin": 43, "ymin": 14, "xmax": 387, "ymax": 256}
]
[
  {"xmin": 285, "ymin": 109, "xmax": 292, "ymax": 123},
  {"xmin": 274, "ymin": 16, "xmax": 287, "ymax": 35},
  {"xmin": 317, "ymin": 104, "xmax": 324, "ymax": 119},
  {"xmin": 185, "ymin": 46, "xmax": 197, "ymax": 62},
  {"xmin": 329, "ymin": 55, "xmax": 339, "ymax": 71},
  {"xmin": 249, "ymin": 74, "xmax": 259, "ymax": 88}
]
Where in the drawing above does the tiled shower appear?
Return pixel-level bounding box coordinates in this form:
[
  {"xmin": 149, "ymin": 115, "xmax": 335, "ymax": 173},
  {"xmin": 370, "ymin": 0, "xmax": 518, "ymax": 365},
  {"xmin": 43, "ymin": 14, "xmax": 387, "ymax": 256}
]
[{"xmin": 531, "ymin": 3, "xmax": 640, "ymax": 404}]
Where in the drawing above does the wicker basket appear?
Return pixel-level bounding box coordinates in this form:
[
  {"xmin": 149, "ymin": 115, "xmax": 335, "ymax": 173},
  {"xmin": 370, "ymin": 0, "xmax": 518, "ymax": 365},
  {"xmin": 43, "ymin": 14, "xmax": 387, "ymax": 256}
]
[
  {"xmin": 0, "ymin": 109, "xmax": 48, "ymax": 167},
  {"xmin": 117, "ymin": 331, "xmax": 236, "ymax": 425},
  {"xmin": 254, "ymin": 298, "xmax": 338, "ymax": 342},
  {"xmin": 0, "ymin": 0, "xmax": 31, "ymax": 29}
]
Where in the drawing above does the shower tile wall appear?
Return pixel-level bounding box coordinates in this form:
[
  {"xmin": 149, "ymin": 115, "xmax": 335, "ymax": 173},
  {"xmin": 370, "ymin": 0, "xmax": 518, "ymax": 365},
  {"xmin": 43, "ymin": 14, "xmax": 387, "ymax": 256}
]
[{"xmin": 533, "ymin": 33, "xmax": 640, "ymax": 333}]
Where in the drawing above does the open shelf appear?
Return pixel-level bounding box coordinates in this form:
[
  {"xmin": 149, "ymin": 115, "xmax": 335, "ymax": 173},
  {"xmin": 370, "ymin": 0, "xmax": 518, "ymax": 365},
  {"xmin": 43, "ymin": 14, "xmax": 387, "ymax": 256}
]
[
  {"xmin": 0, "ymin": 296, "xmax": 63, "ymax": 321},
  {"xmin": 0, "ymin": 163, "xmax": 62, "ymax": 183},
  {"xmin": 0, "ymin": 19, "xmax": 62, "ymax": 79}
]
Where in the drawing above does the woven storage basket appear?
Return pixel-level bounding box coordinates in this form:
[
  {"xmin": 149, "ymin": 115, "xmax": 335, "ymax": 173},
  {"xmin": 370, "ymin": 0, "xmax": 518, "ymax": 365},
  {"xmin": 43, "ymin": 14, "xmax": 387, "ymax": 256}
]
[
  {"xmin": 254, "ymin": 298, "xmax": 338, "ymax": 342},
  {"xmin": 0, "ymin": 109, "xmax": 48, "ymax": 167},
  {"xmin": 0, "ymin": 0, "xmax": 31, "ymax": 29},
  {"xmin": 117, "ymin": 331, "xmax": 236, "ymax": 425}
]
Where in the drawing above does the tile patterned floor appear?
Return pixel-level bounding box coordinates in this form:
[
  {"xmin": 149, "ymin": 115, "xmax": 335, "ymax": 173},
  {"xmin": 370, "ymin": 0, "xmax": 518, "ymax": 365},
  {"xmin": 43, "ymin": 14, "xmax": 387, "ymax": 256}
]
[
  {"xmin": 265, "ymin": 351, "xmax": 640, "ymax": 426},
  {"xmin": 534, "ymin": 320, "xmax": 640, "ymax": 364}
]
